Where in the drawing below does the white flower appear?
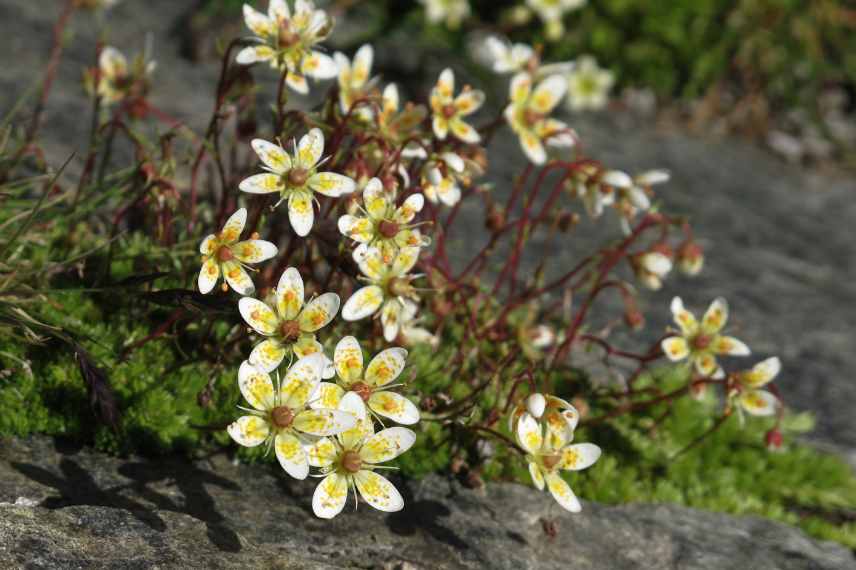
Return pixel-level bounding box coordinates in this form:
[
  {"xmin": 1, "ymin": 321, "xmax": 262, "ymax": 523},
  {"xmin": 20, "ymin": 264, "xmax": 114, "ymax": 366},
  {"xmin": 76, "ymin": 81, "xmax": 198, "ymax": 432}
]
[
  {"xmin": 516, "ymin": 411, "xmax": 600, "ymax": 512},
  {"xmin": 86, "ymin": 46, "xmax": 156, "ymax": 105},
  {"xmin": 604, "ymin": 169, "xmax": 670, "ymax": 234},
  {"xmin": 419, "ymin": 0, "xmax": 471, "ymax": 29},
  {"xmin": 661, "ymin": 297, "xmax": 751, "ymax": 377},
  {"xmin": 376, "ymin": 83, "xmax": 429, "ymax": 153},
  {"xmin": 429, "ymin": 68, "xmax": 485, "ymax": 143},
  {"xmin": 227, "ymin": 355, "xmax": 356, "ymax": 480},
  {"xmin": 505, "ymin": 72, "xmax": 576, "ymax": 164},
  {"xmin": 566, "ymin": 56, "xmax": 614, "ymax": 111},
  {"xmin": 338, "ymin": 177, "xmax": 430, "ymax": 264},
  {"xmin": 334, "ymin": 44, "xmax": 377, "ymax": 121},
  {"xmin": 310, "ymin": 336, "xmax": 420, "ymax": 425},
  {"xmin": 731, "ymin": 357, "xmax": 781, "ymax": 419},
  {"xmin": 633, "ymin": 250, "xmax": 672, "ymax": 291},
  {"xmin": 341, "ymin": 246, "xmax": 421, "ymax": 342},
  {"xmin": 527, "ymin": 0, "xmax": 586, "ymax": 40},
  {"xmin": 239, "ymin": 129, "xmax": 356, "ymax": 236},
  {"xmin": 309, "ymin": 393, "xmax": 416, "ymax": 518},
  {"xmin": 481, "ymin": 36, "xmax": 534, "ymax": 74},
  {"xmin": 397, "ymin": 301, "xmax": 438, "ymax": 348},
  {"xmin": 422, "ymin": 152, "xmax": 465, "ymax": 206},
  {"xmin": 239, "ymin": 267, "xmax": 339, "ymax": 373},
  {"xmin": 198, "ymin": 208, "xmax": 277, "ymax": 295},
  {"xmin": 235, "ymin": 0, "xmax": 336, "ymax": 94},
  {"xmin": 509, "ymin": 394, "xmax": 579, "ymax": 449}
]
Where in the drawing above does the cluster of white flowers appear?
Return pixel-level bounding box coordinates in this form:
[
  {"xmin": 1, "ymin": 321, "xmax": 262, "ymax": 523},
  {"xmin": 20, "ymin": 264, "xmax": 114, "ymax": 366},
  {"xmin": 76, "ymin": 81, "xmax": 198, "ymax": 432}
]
[
  {"xmin": 662, "ymin": 297, "xmax": 782, "ymax": 421},
  {"xmin": 510, "ymin": 393, "xmax": 600, "ymax": 511}
]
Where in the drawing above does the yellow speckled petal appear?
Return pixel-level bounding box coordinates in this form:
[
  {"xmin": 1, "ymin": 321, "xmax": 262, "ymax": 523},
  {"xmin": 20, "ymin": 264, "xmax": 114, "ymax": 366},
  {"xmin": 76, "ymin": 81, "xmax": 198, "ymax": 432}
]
[
  {"xmin": 294, "ymin": 408, "xmax": 356, "ymax": 436},
  {"xmin": 713, "ymin": 335, "xmax": 750, "ymax": 357},
  {"xmin": 312, "ymin": 472, "xmax": 348, "ymax": 519},
  {"xmin": 509, "ymin": 72, "xmax": 532, "ymax": 103},
  {"xmin": 531, "ymin": 75, "xmax": 566, "ymax": 114},
  {"xmin": 392, "ymin": 247, "xmax": 419, "ymax": 275},
  {"xmin": 449, "ymin": 117, "xmax": 480, "ymax": 144},
  {"xmin": 516, "ymin": 412, "xmax": 543, "ymax": 455},
  {"xmin": 238, "ymin": 360, "xmax": 275, "ymax": 411},
  {"xmin": 236, "ymin": 45, "xmax": 276, "ymax": 65},
  {"xmin": 740, "ymin": 357, "xmax": 781, "ymax": 388},
  {"xmin": 357, "ymin": 247, "xmax": 386, "ymax": 281},
  {"xmin": 351, "ymin": 44, "xmax": 373, "ymax": 87},
  {"xmin": 310, "ymin": 382, "xmax": 345, "ymax": 410},
  {"xmin": 251, "ymin": 139, "xmax": 291, "ymax": 174},
  {"xmin": 288, "ymin": 190, "xmax": 315, "ymax": 237},
  {"xmin": 661, "ymin": 336, "xmax": 689, "ymax": 362},
  {"xmin": 341, "ymin": 285, "xmax": 384, "ymax": 321},
  {"xmin": 292, "ymin": 333, "xmax": 322, "ymax": 359},
  {"xmin": 337, "ymin": 391, "xmax": 372, "ymax": 449},
  {"xmin": 239, "ymin": 298, "xmax": 279, "ymax": 335},
  {"xmin": 286, "ymin": 71, "xmax": 309, "ymax": 95},
  {"xmin": 380, "ymin": 300, "xmax": 405, "ymax": 343},
  {"xmin": 222, "ymin": 260, "xmax": 255, "ymax": 296},
  {"xmin": 365, "ymin": 347, "xmax": 407, "ymax": 387},
  {"xmin": 219, "ymin": 208, "xmax": 247, "ymax": 244},
  {"xmin": 528, "ymin": 461, "xmax": 545, "ymax": 491},
  {"xmin": 248, "ymin": 338, "xmax": 287, "ymax": 374},
  {"xmin": 307, "ymin": 437, "xmax": 337, "ymax": 468},
  {"xmin": 334, "ymin": 336, "xmax": 364, "ymax": 383},
  {"xmin": 232, "ymin": 239, "xmax": 278, "ymax": 264},
  {"xmin": 297, "ymin": 128, "xmax": 325, "ymax": 169},
  {"xmin": 242, "ymin": 4, "xmax": 275, "ymax": 37},
  {"xmin": 558, "ymin": 443, "xmax": 601, "ymax": 471},
  {"xmin": 309, "ymin": 172, "xmax": 356, "ymax": 198},
  {"xmin": 275, "ymin": 267, "xmax": 304, "ymax": 321},
  {"xmin": 362, "ymin": 178, "xmax": 388, "ymax": 219},
  {"xmin": 274, "ymin": 432, "xmax": 308, "ymax": 479},
  {"xmin": 519, "ymin": 128, "xmax": 546, "ymax": 165},
  {"xmin": 368, "ymin": 391, "xmax": 420, "ymax": 425},
  {"xmin": 454, "ymin": 89, "xmax": 485, "ymax": 116},
  {"xmin": 337, "ymin": 215, "xmax": 374, "ymax": 243},
  {"xmin": 280, "ymin": 353, "xmax": 325, "ymax": 408},
  {"xmin": 395, "ymin": 193, "xmax": 424, "ymax": 224},
  {"xmin": 670, "ymin": 297, "xmax": 698, "ymax": 335},
  {"xmin": 702, "ymin": 297, "xmax": 729, "ymax": 334},
  {"xmin": 435, "ymin": 68, "xmax": 454, "ymax": 99},
  {"xmin": 739, "ymin": 389, "xmax": 777, "ymax": 417},
  {"xmin": 298, "ymin": 293, "xmax": 340, "ymax": 332},
  {"xmin": 359, "ymin": 427, "xmax": 415, "ymax": 464},
  {"xmin": 227, "ymin": 415, "xmax": 269, "ymax": 447},
  {"xmin": 354, "ymin": 470, "xmax": 404, "ymax": 512},
  {"xmin": 198, "ymin": 258, "xmax": 220, "ymax": 294},
  {"xmin": 694, "ymin": 353, "xmax": 719, "ymax": 377},
  {"xmin": 239, "ymin": 172, "xmax": 282, "ymax": 195},
  {"xmin": 545, "ymin": 472, "xmax": 581, "ymax": 512},
  {"xmin": 199, "ymin": 234, "xmax": 218, "ymax": 255}
]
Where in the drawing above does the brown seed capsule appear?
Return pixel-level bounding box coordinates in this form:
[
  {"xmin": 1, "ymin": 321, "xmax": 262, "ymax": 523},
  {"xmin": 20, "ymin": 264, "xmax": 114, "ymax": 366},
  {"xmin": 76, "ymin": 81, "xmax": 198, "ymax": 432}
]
[
  {"xmin": 279, "ymin": 320, "xmax": 302, "ymax": 342},
  {"xmin": 341, "ymin": 450, "xmax": 363, "ymax": 473},
  {"xmin": 350, "ymin": 381, "xmax": 372, "ymax": 402},
  {"xmin": 378, "ymin": 219, "xmax": 400, "ymax": 238},
  {"xmin": 216, "ymin": 245, "xmax": 234, "ymax": 262},
  {"xmin": 270, "ymin": 406, "xmax": 295, "ymax": 428},
  {"xmin": 287, "ymin": 167, "xmax": 309, "ymax": 187}
]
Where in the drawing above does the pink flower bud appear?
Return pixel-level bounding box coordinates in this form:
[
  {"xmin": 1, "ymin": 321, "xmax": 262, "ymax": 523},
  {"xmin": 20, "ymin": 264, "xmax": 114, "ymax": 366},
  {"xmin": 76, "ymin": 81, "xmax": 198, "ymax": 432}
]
[
  {"xmin": 678, "ymin": 240, "xmax": 704, "ymax": 276},
  {"xmin": 765, "ymin": 428, "xmax": 783, "ymax": 451}
]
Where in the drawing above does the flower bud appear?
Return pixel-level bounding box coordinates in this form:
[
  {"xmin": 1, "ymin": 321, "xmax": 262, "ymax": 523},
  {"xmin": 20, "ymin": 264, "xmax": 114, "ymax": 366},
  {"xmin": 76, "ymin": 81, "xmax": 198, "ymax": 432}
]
[
  {"xmin": 526, "ymin": 393, "xmax": 547, "ymax": 419},
  {"xmin": 765, "ymin": 428, "xmax": 783, "ymax": 451},
  {"xmin": 678, "ymin": 240, "xmax": 704, "ymax": 276}
]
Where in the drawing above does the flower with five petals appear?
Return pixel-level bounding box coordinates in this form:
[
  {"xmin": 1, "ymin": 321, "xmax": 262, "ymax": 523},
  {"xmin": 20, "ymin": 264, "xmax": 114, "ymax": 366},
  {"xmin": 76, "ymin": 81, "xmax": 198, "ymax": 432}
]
[
  {"xmin": 198, "ymin": 208, "xmax": 277, "ymax": 295},
  {"xmin": 239, "ymin": 267, "xmax": 339, "ymax": 373},
  {"xmin": 311, "ymin": 336, "xmax": 420, "ymax": 425},
  {"xmin": 661, "ymin": 297, "xmax": 751, "ymax": 377},
  {"xmin": 309, "ymin": 393, "xmax": 415, "ymax": 518},
  {"xmin": 429, "ymin": 68, "xmax": 484, "ymax": 143},
  {"xmin": 505, "ymin": 72, "xmax": 575, "ymax": 165},
  {"xmin": 227, "ymin": 355, "xmax": 356, "ymax": 479},
  {"xmin": 239, "ymin": 129, "xmax": 356, "ymax": 236}
]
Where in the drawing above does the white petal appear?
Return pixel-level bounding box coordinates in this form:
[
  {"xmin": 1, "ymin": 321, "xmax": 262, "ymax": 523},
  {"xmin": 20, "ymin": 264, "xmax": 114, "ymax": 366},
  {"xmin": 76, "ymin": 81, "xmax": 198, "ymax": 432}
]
[
  {"xmin": 198, "ymin": 258, "xmax": 220, "ymax": 294},
  {"xmin": 297, "ymin": 127, "xmax": 325, "ymax": 169},
  {"xmin": 545, "ymin": 472, "xmax": 581, "ymax": 513},
  {"xmin": 298, "ymin": 292, "xmax": 340, "ymax": 332},
  {"xmin": 368, "ymin": 391, "xmax": 420, "ymax": 425},
  {"xmin": 516, "ymin": 412, "xmax": 543, "ymax": 454},
  {"xmin": 274, "ymin": 432, "xmax": 309, "ymax": 480},
  {"xmin": 334, "ymin": 336, "xmax": 364, "ymax": 383},
  {"xmin": 288, "ymin": 191, "xmax": 315, "ymax": 236},
  {"xmin": 238, "ymin": 360, "xmax": 275, "ymax": 411},
  {"xmin": 276, "ymin": 266, "xmax": 305, "ymax": 321},
  {"xmin": 227, "ymin": 415, "xmax": 269, "ymax": 447},
  {"xmin": 342, "ymin": 285, "xmax": 384, "ymax": 321},
  {"xmin": 251, "ymin": 139, "xmax": 291, "ymax": 173},
  {"xmin": 354, "ymin": 470, "xmax": 404, "ymax": 512},
  {"xmin": 558, "ymin": 443, "xmax": 601, "ymax": 471},
  {"xmin": 360, "ymin": 427, "xmax": 416, "ymax": 464},
  {"xmin": 312, "ymin": 472, "xmax": 348, "ymax": 519},
  {"xmin": 365, "ymin": 347, "xmax": 408, "ymax": 387}
]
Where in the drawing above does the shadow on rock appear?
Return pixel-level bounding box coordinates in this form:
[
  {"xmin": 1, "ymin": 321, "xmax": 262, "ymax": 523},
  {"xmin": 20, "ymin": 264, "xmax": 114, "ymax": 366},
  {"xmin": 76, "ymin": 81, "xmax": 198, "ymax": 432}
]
[
  {"xmin": 11, "ymin": 447, "xmax": 243, "ymax": 553},
  {"xmin": 385, "ymin": 479, "xmax": 469, "ymax": 552}
]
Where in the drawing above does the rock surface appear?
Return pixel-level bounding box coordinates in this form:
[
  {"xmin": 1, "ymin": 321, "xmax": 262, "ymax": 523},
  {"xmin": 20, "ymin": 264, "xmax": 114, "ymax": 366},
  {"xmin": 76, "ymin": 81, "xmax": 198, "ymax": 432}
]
[
  {"xmin": 1, "ymin": 436, "xmax": 853, "ymax": 569},
  {"xmin": 1, "ymin": 0, "xmax": 854, "ymax": 462}
]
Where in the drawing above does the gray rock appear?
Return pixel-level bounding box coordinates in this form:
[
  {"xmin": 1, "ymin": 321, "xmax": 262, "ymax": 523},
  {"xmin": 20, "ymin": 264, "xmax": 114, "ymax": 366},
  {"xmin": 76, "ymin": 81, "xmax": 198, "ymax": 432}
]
[{"xmin": 0, "ymin": 436, "xmax": 853, "ymax": 569}]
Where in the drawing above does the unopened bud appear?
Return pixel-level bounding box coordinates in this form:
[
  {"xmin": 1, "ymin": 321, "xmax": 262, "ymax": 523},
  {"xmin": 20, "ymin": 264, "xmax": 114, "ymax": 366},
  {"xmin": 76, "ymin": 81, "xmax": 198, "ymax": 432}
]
[
  {"xmin": 485, "ymin": 207, "xmax": 505, "ymax": 232},
  {"xmin": 526, "ymin": 393, "xmax": 547, "ymax": 418},
  {"xmin": 765, "ymin": 428, "xmax": 783, "ymax": 451},
  {"xmin": 557, "ymin": 211, "xmax": 579, "ymax": 233},
  {"xmin": 678, "ymin": 240, "xmax": 704, "ymax": 276}
]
